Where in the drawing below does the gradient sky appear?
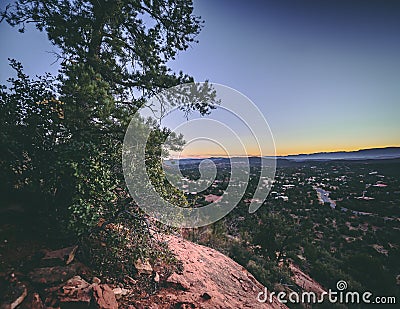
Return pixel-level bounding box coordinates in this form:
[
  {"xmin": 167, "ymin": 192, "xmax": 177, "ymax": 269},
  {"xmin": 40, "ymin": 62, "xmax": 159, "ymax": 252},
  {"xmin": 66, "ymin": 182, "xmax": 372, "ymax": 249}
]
[{"xmin": 1, "ymin": 0, "xmax": 399, "ymax": 156}]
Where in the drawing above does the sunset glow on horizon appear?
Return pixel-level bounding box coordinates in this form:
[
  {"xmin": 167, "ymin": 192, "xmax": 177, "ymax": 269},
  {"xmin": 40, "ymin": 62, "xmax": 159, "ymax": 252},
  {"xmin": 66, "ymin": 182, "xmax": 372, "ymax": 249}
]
[{"xmin": 170, "ymin": 144, "xmax": 400, "ymax": 159}]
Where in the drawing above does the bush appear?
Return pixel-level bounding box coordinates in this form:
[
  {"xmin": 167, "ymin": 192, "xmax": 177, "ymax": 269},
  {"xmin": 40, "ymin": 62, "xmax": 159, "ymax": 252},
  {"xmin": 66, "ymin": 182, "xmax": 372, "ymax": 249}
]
[{"xmin": 0, "ymin": 62, "xmax": 181, "ymax": 280}]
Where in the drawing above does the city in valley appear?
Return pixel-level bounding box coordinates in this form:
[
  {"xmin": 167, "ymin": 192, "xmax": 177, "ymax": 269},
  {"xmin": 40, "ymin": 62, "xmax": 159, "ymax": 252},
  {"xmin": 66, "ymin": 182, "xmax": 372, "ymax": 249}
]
[{"xmin": 165, "ymin": 150, "xmax": 400, "ymax": 300}]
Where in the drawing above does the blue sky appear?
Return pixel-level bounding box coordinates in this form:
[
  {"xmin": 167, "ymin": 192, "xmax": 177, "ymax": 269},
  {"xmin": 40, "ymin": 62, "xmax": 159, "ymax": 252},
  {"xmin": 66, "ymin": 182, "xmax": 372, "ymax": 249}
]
[{"xmin": 1, "ymin": 0, "xmax": 399, "ymax": 155}]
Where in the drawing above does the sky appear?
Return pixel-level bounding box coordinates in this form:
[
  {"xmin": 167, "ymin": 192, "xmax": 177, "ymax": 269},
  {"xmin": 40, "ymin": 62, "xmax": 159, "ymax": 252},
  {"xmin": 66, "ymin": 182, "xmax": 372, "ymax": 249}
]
[{"xmin": 1, "ymin": 0, "xmax": 399, "ymax": 156}]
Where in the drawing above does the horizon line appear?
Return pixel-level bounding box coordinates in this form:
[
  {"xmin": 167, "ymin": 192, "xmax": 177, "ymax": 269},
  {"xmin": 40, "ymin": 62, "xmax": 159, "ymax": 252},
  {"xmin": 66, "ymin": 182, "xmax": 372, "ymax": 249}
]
[{"xmin": 166, "ymin": 145, "xmax": 400, "ymax": 160}]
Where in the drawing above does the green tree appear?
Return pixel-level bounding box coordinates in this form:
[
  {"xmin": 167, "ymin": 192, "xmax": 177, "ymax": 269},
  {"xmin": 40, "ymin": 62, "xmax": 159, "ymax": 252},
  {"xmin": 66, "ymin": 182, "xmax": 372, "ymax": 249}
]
[
  {"xmin": 1, "ymin": 0, "xmax": 217, "ymax": 278},
  {"xmin": 0, "ymin": 60, "xmax": 63, "ymax": 195},
  {"xmin": 253, "ymin": 213, "xmax": 301, "ymax": 265},
  {"xmin": 1, "ymin": 0, "xmax": 213, "ymax": 110}
]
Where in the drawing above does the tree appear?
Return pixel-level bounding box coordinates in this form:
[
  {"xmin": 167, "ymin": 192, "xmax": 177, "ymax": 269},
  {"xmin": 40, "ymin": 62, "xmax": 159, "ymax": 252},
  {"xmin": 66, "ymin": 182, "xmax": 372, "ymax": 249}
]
[
  {"xmin": 1, "ymin": 0, "xmax": 213, "ymax": 110},
  {"xmin": 0, "ymin": 60, "xmax": 63, "ymax": 195},
  {"xmin": 253, "ymin": 213, "xmax": 301, "ymax": 265},
  {"xmin": 1, "ymin": 1, "xmax": 216, "ymax": 164},
  {"xmin": 1, "ymin": 0, "xmax": 217, "ymax": 278}
]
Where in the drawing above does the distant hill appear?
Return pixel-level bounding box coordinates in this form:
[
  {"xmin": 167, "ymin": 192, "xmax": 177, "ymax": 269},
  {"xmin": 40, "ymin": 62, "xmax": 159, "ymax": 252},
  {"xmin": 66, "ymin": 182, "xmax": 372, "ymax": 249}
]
[
  {"xmin": 163, "ymin": 156, "xmax": 270, "ymax": 168},
  {"xmin": 283, "ymin": 147, "xmax": 400, "ymax": 161},
  {"xmin": 164, "ymin": 147, "xmax": 400, "ymax": 165}
]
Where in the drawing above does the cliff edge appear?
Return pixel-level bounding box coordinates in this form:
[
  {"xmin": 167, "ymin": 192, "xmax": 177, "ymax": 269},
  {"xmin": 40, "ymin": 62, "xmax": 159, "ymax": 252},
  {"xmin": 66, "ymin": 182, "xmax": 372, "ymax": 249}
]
[{"xmin": 132, "ymin": 234, "xmax": 287, "ymax": 309}]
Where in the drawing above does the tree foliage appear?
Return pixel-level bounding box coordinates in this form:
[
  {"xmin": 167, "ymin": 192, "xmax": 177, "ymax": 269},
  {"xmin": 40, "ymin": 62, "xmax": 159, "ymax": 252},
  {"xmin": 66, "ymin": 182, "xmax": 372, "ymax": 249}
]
[
  {"xmin": 1, "ymin": 0, "xmax": 208, "ymax": 104},
  {"xmin": 0, "ymin": 60, "xmax": 63, "ymax": 194},
  {"xmin": 253, "ymin": 212, "xmax": 302, "ymax": 265},
  {"xmin": 1, "ymin": 0, "xmax": 216, "ymax": 278}
]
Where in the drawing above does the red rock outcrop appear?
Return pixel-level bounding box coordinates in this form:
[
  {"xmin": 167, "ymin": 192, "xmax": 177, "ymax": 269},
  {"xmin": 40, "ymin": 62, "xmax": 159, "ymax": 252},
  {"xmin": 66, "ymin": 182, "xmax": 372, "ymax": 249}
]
[{"xmin": 134, "ymin": 235, "xmax": 287, "ymax": 309}]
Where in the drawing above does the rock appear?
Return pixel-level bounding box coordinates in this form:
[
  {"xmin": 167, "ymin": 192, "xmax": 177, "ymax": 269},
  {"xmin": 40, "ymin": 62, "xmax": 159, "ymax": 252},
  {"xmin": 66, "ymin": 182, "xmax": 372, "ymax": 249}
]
[
  {"xmin": 29, "ymin": 263, "xmax": 87, "ymax": 285},
  {"xmin": 0, "ymin": 282, "xmax": 27, "ymax": 309},
  {"xmin": 92, "ymin": 284, "xmax": 118, "ymax": 309},
  {"xmin": 92, "ymin": 277, "xmax": 101, "ymax": 285},
  {"xmin": 58, "ymin": 275, "xmax": 91, "ymax": 305},
  {"xmin": 112, "ymin": 287, "xmax": 129, "ymax": 299},
  {"xmin": 42, "ymin": 246, "xmax": 78, "ymax": 265},
  {"xmin": 142, "ymin": 235, "xmax": 287, "ymax": 309},
  {"xmin": 153, "ymin": 272, "xmax": 160, "ymax": 283},
  {"xmin": 134, "ymin": 259, "xmax": 152, "ymax": 275},
  {"xmin": 123, "ymin": 276, "xmax": 136, "ymax": 285},
  {"xmin": 11, "ymin": 288, "xmax": 28, "ymax": 309},
  {"xmin": 166, "ymin": 273, "xmax": 190, "ymax": 291}
]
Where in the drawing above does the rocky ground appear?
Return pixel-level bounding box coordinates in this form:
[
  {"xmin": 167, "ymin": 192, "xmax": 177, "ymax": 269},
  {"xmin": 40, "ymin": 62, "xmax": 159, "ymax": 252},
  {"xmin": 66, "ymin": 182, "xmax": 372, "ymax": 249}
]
[
  {"xmin": 0, "ymin": 202, "xmax": 288, "ymax": 308},
  {"xmin": 131, "ymin": 235, "xmax": 287, "ymax": 309},
  {"xmin": 1, "ymin": 198, "xmax": 327, "ymax": 309},
  {"xmin": 0, "ymin": 234, "xmax": 287, "ymax": 309}
]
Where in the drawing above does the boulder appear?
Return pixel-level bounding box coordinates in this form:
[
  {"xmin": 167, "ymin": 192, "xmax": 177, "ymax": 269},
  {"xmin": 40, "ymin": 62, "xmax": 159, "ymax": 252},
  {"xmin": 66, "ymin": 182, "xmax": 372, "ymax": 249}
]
[
  {"xmin": 29, "ymin": 263, "xmax": 87, "ymax": 285},
  {"xmin": 58, "ymin": 275, "xmax": 91, "ymax": 306},
  {"xmin": 137, "ymin": 235, "xmax": 287, "ymax": 309},
  {"xmin": 92, "ymin": 284, "xmax": 118, "ymax": 309},
  {"xmin": 42, "ymin": 246, "xmax": 78, "ymax": 265}
]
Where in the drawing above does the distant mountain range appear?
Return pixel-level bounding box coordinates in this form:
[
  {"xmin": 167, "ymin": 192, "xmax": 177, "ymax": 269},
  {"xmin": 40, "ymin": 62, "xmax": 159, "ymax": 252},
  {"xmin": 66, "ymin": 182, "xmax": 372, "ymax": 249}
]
[
  {"xmin": 282, "ymin": 147, "xmax": 400, "ymax": 161},
  {"xmin": 165, "ymin": 147, "xmax": 400, "ymax": 165}
]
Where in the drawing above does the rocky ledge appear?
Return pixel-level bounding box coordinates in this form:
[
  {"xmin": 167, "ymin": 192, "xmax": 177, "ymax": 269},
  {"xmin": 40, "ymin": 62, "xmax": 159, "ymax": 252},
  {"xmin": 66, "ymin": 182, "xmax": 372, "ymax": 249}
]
[
  {"xmin": 133, "ymin": 235, "xmax": 287, "ymax": 309},
  {"xmin": 1, "ymin": 235, "xmax": 286, "ymax": 309}
]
